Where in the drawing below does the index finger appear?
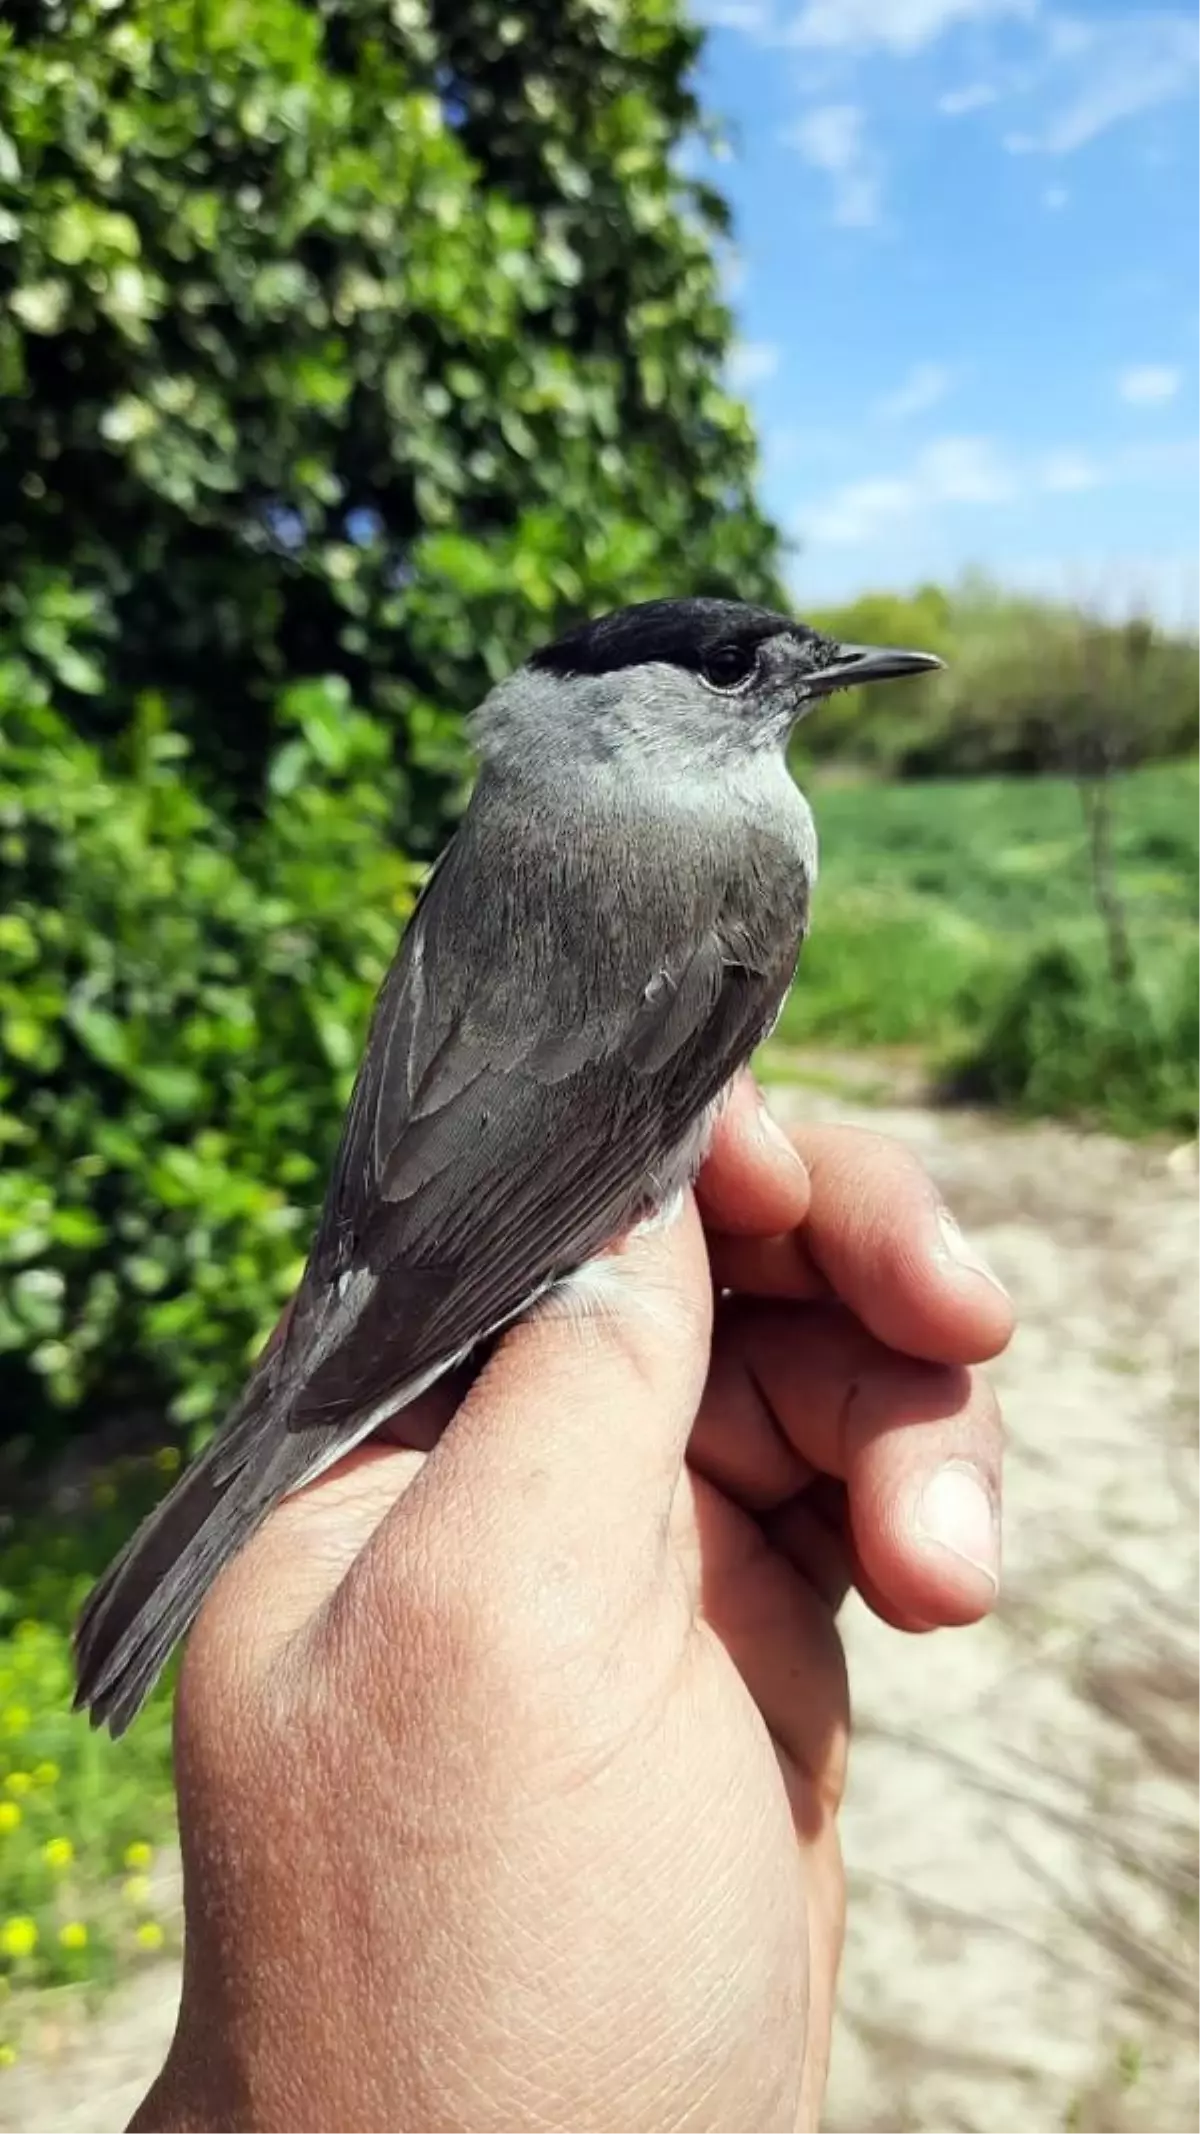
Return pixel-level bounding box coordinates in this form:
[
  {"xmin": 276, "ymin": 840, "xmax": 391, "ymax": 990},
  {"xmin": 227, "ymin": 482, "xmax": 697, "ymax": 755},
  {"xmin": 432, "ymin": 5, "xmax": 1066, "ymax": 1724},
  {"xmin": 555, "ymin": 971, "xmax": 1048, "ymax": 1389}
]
[
  {"xmin": 694, "ymin": 1072, "xmax": 812, "ymax": 1237},
  {"xmin": 708, "ymin": 1121, "xmax": 1015, "ymax": 1368}
]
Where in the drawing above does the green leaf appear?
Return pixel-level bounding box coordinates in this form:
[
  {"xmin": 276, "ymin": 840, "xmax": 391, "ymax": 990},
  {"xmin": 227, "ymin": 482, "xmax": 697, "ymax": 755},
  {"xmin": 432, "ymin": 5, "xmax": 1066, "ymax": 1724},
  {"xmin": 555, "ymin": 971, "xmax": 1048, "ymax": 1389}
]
[{"xmin": 69, "ymin": 1007, "xmax": 130, "ymax": 1072}]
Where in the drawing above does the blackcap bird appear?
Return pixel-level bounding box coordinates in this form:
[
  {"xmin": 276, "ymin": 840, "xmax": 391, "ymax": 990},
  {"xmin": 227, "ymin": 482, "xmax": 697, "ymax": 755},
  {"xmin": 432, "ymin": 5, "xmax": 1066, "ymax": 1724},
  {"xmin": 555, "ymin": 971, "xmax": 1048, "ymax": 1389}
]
[{"xmin": 74, "ymin": 595, "xmax": 942, "ymax": 1734}]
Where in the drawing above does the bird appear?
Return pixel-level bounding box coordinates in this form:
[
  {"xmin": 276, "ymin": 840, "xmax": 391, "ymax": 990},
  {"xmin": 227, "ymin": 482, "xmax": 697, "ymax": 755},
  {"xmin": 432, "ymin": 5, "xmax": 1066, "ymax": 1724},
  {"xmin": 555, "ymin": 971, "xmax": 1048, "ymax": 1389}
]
[{"xmin": 73, "ymin": 595, "xmax": 942, "ymax": 1735}]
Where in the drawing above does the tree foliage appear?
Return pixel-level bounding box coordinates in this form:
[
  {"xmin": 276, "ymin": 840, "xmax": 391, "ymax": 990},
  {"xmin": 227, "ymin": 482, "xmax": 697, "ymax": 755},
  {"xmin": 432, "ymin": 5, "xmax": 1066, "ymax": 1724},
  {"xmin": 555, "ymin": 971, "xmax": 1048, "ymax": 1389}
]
[
  {"xmin": 0, "ymin": 0, "xmax": 789, "ymax": 1461},
  {"xmin": 0, "ymin": 0, "xmax": 780, "ymax": 839}
]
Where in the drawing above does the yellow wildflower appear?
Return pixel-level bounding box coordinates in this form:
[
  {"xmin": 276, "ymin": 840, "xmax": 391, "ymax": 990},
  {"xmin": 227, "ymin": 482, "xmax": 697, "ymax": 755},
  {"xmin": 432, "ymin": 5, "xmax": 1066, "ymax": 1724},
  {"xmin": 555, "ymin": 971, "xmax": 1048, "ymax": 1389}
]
[
  {"xmin": 0, "ymin": 1804, "xmax": 20, "ymax": 1835},
  {"xmin": 122, "ymin": 1874, "xmax": 151, "ymax": 1906},
  {"xmin": 1, "ymin": 1773, "xmax": 30, "ymax": 1798},
  {"xmin": 123, "ymin": 1841, "xmax": 153, "ymax": 1871},
  {"xmin": 0, "ymin": 1916, "xmax": 37, "ymax": 1960},
  {"xmin": 32, "ymin": 1762, "xmax": 60, "ymax": 1787},
  {"xmin": 58, "ymin": 1922, "xmax": 88, "ymax": 1952},
  {"xmin": 43, "ymin": 1837, "xmax": 74, "ymax": 1870},
  {"xmin": 135, "ymin": 1921, "xmax": 164, "ymax": 1952}
]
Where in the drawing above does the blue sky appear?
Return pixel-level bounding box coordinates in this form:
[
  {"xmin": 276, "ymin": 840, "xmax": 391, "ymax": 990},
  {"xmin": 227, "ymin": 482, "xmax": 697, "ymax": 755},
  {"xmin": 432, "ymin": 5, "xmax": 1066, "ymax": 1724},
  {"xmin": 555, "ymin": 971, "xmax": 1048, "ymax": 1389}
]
[{"xmin": 692, "ymin": 0, "xmax": 1198, "ymax": 624}]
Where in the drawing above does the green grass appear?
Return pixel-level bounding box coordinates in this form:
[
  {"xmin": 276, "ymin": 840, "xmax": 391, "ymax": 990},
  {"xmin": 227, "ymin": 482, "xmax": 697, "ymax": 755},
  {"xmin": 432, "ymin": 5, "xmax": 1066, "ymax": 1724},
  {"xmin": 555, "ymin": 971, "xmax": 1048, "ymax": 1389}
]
[
  {"xmin": 805, "ymin": 759, "xmax": 1195, "ymax": 932},
  {"xmin": 774, "ymin": 761, "xmax": 1198, "ymax": 1132}
]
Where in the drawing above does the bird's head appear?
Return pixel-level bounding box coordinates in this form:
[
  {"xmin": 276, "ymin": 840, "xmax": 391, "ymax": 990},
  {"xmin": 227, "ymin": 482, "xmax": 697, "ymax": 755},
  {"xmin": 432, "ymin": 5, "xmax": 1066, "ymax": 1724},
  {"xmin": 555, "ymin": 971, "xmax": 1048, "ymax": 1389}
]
[{"xmin": 474, "ymin": 596, "xmax": 943, "ymax": 782}]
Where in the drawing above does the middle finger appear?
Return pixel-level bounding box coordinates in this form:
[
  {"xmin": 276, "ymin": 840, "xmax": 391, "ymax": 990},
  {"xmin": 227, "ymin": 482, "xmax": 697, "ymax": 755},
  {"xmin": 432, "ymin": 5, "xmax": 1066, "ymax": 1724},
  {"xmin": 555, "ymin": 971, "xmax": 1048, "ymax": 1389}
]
[{"xmin": 690, "ymin": 1296, "xmax": 1003, "ymax": 1630}]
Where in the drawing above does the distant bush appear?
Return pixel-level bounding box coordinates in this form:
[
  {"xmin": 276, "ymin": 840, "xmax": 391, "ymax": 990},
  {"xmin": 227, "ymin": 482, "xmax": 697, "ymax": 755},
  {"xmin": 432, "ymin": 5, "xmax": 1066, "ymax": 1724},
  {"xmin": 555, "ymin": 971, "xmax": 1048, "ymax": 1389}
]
[
  {"xmin": 0, "ymin": 658, "xmax": 418, "ymax": 1466},
  {"xmin": 801, "ymin": 581, "xmax": 1198, "ymax": 781},
  {"xmin": 950, "ymin": 940, "xmax": 1199, "ymax": 1137}
]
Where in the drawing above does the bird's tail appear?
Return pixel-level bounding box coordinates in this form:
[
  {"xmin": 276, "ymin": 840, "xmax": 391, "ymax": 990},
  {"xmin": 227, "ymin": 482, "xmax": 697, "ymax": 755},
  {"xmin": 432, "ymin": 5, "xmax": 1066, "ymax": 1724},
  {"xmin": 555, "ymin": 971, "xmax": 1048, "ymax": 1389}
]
[{"xmin": 73, "ymin": 1373, "xmax": 284, "ymax": 1738}]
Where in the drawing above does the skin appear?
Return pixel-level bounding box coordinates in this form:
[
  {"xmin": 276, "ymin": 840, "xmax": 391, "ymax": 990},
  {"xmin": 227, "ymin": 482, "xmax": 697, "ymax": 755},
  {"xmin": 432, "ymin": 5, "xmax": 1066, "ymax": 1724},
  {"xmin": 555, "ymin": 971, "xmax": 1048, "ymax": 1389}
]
[{"xmin": 133, "ymin": 1079, "xmax": 1012, "ymax": 2134}]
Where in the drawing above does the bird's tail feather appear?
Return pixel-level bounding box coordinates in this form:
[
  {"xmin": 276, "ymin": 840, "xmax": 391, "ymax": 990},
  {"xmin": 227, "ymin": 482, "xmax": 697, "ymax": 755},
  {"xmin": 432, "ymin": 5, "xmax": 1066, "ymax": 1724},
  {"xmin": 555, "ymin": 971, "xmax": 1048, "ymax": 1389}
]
[{"xmin": 73, "ymin": 1375, "xmax": 283, "ymax": 1738}]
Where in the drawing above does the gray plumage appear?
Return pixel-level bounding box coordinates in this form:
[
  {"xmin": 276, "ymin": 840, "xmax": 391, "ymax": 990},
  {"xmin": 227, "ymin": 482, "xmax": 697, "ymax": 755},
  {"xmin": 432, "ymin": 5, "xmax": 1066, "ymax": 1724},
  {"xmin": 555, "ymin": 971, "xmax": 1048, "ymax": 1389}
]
[{"xmin": 73, "ymin": 597, "xmax": 941, "ymax": 1735}]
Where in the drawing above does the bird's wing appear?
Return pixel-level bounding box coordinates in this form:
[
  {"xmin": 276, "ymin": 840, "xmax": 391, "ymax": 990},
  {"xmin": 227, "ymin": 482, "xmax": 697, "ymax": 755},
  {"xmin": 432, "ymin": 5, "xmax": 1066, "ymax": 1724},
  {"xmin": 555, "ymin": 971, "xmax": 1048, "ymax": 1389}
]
[{"xmin": 231, "ymin": 802, "xmax": 803, "ymax": 1470}]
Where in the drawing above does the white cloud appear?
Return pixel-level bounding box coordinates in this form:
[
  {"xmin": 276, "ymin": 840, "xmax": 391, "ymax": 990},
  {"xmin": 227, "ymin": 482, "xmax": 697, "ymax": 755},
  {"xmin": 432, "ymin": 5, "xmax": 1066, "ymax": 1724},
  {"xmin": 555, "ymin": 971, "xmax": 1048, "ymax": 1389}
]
[
  {"xmin": 1043, "ymin": 16, "xmax": 1093, "ymax": 62},
  {"xmin": 801, "ymin": 428, "xmax": 1198, "ymax": 550},
  {"xmin": 727, "ymin": 340, "xmax": 782, "ymax": 389},
  {"xmin": 749, "ymin": 8, "xmax": 1195, "ymax": 167},
  {"xmin": 808, "ymin": 475, "xmax": 916, "ymax": 547},
  {"xmin": 806, "ymin": 434, "xmax": 1015, "ymax": 544},
  {"xmin": 1043, "ymin": 183, "xmax": 1069, "ymax": 210},
  {"xmin": 938, "ymin": 82, "xmax": 1000, "ymax": 115},
  {"xmin": 920, "ymin": 435, "xmax": 1015, "ymax": 502},
  {"xmin": 791, "ymin": 430, "xmax": 1199, "ymax": 619},
  {"xmin": 1039, "ymin": 449, "xmax": 1101, "ymax": 492},
  {"xmin": 1005, "ymin": 12, "xmax": 1198, "ymax": 155},
  {"xmin": 785, "ymin": 104, "xmax": 881, "ymax": 227},
  {"xmin": 784, "ymin": 0, "xmax": 1033, "ymax": 53},
  {"xmin": 874, "ymin": 361, "xmax": 955, "ymax": 420},
  {"xmin": 1118, "ymin": 364, "xmax": 1181, "ymax": 407}
]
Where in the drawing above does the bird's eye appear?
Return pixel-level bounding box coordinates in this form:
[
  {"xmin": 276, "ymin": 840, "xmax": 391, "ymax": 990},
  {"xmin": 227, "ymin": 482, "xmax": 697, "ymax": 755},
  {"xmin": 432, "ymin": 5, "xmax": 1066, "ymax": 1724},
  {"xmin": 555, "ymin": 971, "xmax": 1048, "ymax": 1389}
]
[{"xmin": 700, "ymin": 642, "xmax": 759, "ymax": 690}]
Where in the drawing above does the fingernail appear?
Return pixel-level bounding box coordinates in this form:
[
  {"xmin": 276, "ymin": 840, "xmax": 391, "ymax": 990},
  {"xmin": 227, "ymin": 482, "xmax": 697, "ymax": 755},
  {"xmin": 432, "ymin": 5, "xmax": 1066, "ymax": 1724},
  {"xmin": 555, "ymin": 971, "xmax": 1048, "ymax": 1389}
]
[
  {"xmin": 754, "ymin": 1088, "xmax": 807, "ymax": 1174},
  {"xmin": 935, "ymin": 1207, "xmax": 1010, "ymax": 1301},
  {"xmin": 916, "ymin": 1464, "xmax": 1000, "ymax": 1591}
]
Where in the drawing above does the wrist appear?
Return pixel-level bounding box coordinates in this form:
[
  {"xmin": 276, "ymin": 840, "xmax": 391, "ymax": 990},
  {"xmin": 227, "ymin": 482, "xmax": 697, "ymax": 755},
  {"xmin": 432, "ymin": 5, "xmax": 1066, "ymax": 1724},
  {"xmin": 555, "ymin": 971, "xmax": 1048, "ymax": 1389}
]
[
  {"xmin": 128, "ymin": 2027, "xmax": 247, "ymax": 2134},
  {"xmin": 129, "ymin": 2075, "xmax": 203, "ymax": 2132}
]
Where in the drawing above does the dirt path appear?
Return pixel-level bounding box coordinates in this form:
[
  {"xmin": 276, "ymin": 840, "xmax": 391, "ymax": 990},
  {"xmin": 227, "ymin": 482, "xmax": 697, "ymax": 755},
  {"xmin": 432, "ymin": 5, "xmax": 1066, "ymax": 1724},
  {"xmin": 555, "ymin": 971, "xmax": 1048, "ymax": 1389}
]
[
  {"xmin": 2, "ymin": 1095, "xmax": 1196, "ymax": 2134},
  {"xmin": 793, "ymin": 1094, "xmax": 1199, "ymax": 2134}
]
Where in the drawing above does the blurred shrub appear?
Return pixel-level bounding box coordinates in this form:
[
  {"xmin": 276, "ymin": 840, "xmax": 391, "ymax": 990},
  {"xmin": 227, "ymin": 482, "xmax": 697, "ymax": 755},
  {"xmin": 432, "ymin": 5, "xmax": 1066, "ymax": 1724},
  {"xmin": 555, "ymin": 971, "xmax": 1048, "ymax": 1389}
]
[
  {"xmin": 802, "ymin": 581, "xmax": 1198, "ymax": 780},
  {"xmin": 950, "ymin": 940, "xmax": 1199, "ymax": 1137},
  {"xmin": 0, "ymin": 655, "xmax": 418, "ymax": 1461}
]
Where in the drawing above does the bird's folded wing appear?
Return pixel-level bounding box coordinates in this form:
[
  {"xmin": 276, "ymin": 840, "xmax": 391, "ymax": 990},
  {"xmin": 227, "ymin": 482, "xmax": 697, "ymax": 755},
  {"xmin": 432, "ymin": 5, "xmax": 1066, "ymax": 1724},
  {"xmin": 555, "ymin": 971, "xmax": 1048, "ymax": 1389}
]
[{"xmin": 231, "ymin": 813, "xmax": 798, "ymax": 1458}]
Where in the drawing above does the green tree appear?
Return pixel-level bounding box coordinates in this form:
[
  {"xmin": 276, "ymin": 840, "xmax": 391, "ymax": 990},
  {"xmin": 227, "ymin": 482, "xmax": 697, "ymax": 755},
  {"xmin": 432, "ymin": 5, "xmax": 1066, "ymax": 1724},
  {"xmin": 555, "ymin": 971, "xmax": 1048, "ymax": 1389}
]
[
  {"xmin": 0, "ymin": 0, "xmax": 781, "ymax": 844},
  {"xmin": 0, "ymin": 0, "xmax": 787, "ymax": 1457}
]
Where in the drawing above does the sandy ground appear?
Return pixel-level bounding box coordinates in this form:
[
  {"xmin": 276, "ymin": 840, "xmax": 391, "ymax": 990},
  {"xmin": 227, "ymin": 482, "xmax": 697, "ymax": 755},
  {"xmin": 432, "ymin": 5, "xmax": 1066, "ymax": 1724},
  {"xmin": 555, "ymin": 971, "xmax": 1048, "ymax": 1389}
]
[{"xmin": 2, "ymin": 1090, "xmax": 1196, "ymax": 2134}]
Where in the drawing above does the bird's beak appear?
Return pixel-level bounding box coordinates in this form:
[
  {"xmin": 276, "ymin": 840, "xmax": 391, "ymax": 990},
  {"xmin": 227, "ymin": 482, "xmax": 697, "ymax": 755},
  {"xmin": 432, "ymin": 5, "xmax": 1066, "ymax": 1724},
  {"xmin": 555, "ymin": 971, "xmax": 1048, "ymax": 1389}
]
[{"xmin": 806, "ymin": 641, "xmax": 945, "ymax": 698}]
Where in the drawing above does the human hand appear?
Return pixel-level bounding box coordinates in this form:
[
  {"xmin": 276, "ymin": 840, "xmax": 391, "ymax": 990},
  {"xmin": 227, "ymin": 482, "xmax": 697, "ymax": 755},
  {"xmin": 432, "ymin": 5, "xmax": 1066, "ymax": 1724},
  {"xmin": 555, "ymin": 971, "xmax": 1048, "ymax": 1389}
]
[{"xmin": 134, "ymin": 1078, "xmax": 1012, "ymax": 2134}]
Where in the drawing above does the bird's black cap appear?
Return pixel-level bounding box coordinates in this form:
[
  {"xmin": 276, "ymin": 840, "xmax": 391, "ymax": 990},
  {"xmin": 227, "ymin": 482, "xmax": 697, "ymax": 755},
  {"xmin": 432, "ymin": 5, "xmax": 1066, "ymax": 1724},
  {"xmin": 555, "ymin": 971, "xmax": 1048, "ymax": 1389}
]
[{"xmin": 529, "ymin": 597, "xmax": 799, "ymax": 680}]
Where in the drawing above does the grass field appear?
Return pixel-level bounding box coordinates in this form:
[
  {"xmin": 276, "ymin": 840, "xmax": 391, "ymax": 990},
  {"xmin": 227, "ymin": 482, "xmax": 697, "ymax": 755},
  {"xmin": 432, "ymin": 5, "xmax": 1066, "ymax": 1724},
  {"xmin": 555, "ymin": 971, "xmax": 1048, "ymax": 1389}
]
[{"xmin": 772, "ymin": 760, "xmax": 1198, "ymax": 1132}]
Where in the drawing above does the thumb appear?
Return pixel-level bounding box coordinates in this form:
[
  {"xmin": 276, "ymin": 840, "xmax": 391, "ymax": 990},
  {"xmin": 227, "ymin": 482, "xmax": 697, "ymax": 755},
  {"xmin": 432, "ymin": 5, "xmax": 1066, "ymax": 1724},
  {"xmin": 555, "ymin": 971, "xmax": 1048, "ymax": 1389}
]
[
  {"xmin": 211, "ymin": 1200, "xmax": 713, "ymax": 1665},
  {"xmin": 396, "ymin": 1196, "xmax": 715, "ymax": 1587}
]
